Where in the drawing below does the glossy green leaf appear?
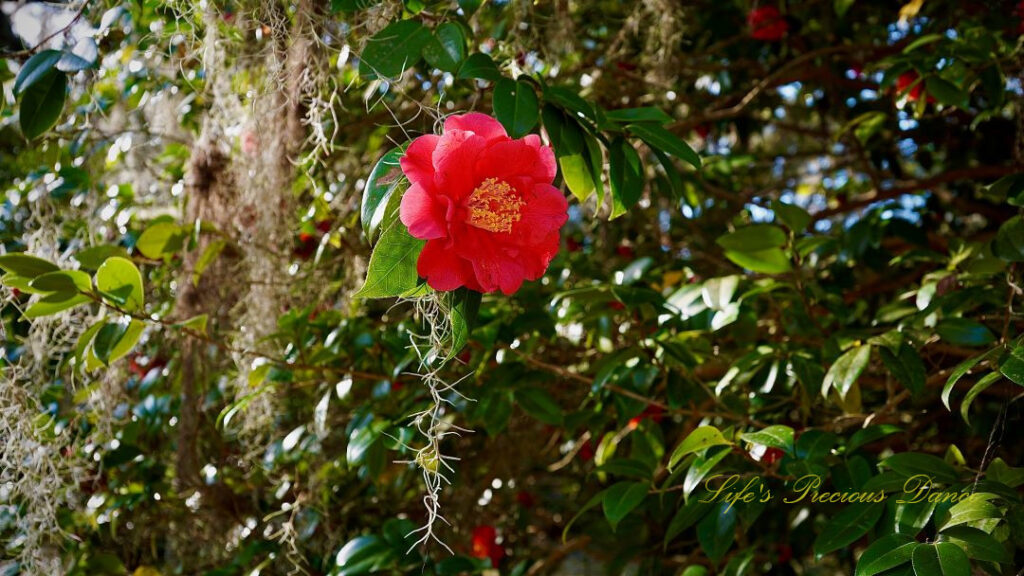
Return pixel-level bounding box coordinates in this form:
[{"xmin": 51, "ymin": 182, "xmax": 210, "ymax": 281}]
[
  {"xmin": 421, "ymin": 23, "xmax": 465, "ymax": 72},
  {"xmin": 361, "ymin": 147, "xmax": 407, "ymax": 243},
  {"xmin": 740, "ymin": 425, "xmax": 794, "ymax": 454},
  {"xmin": 358, "ymin": 20, "xmax": 432, "ymax": 79},
  {"xmin": 28, "ymin": 270, "xmax": 90, "ymax": 294},
  {"xmin": 939, "ymin": 493, "xmax": 1002, "ymax": 530},
  {"xmin": 940, "ymin": 526, "xmax": 1011, "ymax": 563},
  {"xmin": 910, "ymin": 542, "xmax": 970, "ymax": 576},
  {"xmin": 493, "ymin": 78, "xmax": 540, "ymax": 138},
  {"xmin": 602, "ymin": 481, "xmax": 648, "ymax": 530},
  {"xmin": 813, "ymin": 502, "xmax": 885, "ymax": 556},
  {"xmin": 697, "ymin": 502, "xmax": 737, "ymax": 563},
  {"xmin": 723, "ymin": 248, "xmax": 792, "ymax": 274},
  {"xmin": 669, "ymin": 426, "xmax": 732, "ymax": 470},
  {"xmin": 354, "ymin": 223, "xmax": 424, "ymax": 299},
  {"xmin": 925, "ymin": 77, "xmax": 968, "ymax": 109},
  {"xmin": 609, "ymin": 137, "xmax": 644, "ymax": 219},
  {"xmin": 605, "ymin": 107, "xmax": 672, "ymax": 124},
  {"xmin": 942, "ymin": 347, "xmax": 999, "ymax": 409},
  {"xmin": 879, "ymin": 342, "xmax": 927, "ymax": 397},
  {"xmin": 457, "ymin": 53, "xmax": 501, "ymax": 81},
  {"xmin": 627, "ymin": 123, "xmax": 700, "ymax": 168},
  {"xmin": 136, "ymin": 222, "xmax": 185, "ymax": 259},
  {"xmin": 882, "ymin": 453, "xmax": 959, "ymax": 484},
  {"xmin": 95, "ymin": 257, "xmax": 145, "ymax": 311},
  {"xmin": 822, "ymin": 345, "xmax": 871, "ymax": 400},
  {"xmin": 0, "ymin": 254, "xmax": 59, "ymax": 278},
  {"xmin": 13, "ymin": 50, "xmax": 61, "ymax": 94},
  {"xmin": 19, "ymin": 68, "xmax": 66, "ymax": 140},
  {"xmin": 855, "ymin": 534, "xmax": 917, "ymax": 576}
]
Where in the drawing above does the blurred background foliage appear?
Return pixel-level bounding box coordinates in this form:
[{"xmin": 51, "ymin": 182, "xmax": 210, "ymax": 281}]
[{"xmin": 0, "ymin": 0, "xmax": 1023, "ymax": 574}]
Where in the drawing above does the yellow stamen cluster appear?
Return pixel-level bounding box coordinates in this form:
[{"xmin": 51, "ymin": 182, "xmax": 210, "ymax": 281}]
[{"xmin": 465, "ymin": 178, "xmax": 524, "ymax": 233}]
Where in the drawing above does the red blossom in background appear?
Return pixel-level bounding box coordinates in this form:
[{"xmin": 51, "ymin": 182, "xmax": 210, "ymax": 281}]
[
  {"xmin": 399, "ymin": 113, "xmax": 569, "ymax": 295},
  {"xmin": 470, "ymin": 525, "xmax": 504, "ymax": 567},
  {"xmin": 896, "ymin": 71, "xmax": 935, "ymax": 103},
  {"xmin": 748, "ymin": 6, "xmax": 789, "ymax": 42}
]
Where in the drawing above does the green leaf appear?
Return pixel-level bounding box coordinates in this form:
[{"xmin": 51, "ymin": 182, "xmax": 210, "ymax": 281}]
[
  {"xmin": 942, "ymin": 347, "xmax": 999, "ymax": 409},
  {"xmin": 457, "ymin": 53, "xmax": 501, "ymax": 81},
  {"xmin": 683, "ymin": 445, "xmax": 731, "ymax": 499},
  {"xmin": 910, "ymin": 542, "xmax": 970, "ymax": 576},
  {"xmin": 772, "ymin": 200, "xmax": 811, "ymax": 232},
  {"xmin": 882, "ymin": 453, "xmax": 959, "ymax": 484},
  {"xmin": 939, "ymin": 493, "xmax": 1002, "ymax": 531},
  {"xmin": 562, "ymin": 490, "xmax": 607, "ymax": 542},
  {"xmin": 93, "ymin": 321, "xmax": 129, "ymax": 365},
  {"xmin": 515, "ymin": 386, "xmax": 563, "ymax": 425},
  {"xmin": 740, "ymin": 425, "xmax": 794, "ymax": 454},
  {"xmin": 609, "ymin": 137, "xmax": 643, "ymax": 219},
  {"xmin": 13, "ymin": 50, "xmax": 62, "ymax": 94},
  {"xmin": 447, "ymin": 288, "xmax": 480, "ymax": 358},
  {"xmin": 493, "ymin": 78, "xmax": 539, "ymax": 138},
  {"xmin": 605, "ymin": 107, "xmax": 672, "ymax": 124},
  {"xmin": 602, "ymin": 481, "xmax": 648, "ymax": 530},
  {"xmin": 28, "ymin": 270, "xmax": 90, "ymax": 294},
  {"xmin": 24, "ymin": 292, "xmax": 90, "ymax": 318},
  {"xmin": 680, "ymin": 567, "xmax": 708, "ymax": 576},
  {"xmin": 136, "ymin": 222, "xmax": 185, "ymax": 259},
  {"xmin": 176, "ymin": 314, "xmax": 209, "ymax": 335},
  {"xmin": 627, "ymin": 123, "xmax": 700, "ymax": 168},
  {"xmin": 997, "ymin": 343, "xmax": 1024, "ymax": 385},
  {"xmin": 361, "ymin": 147, "xmax": 407, "ymax": 243},
  {"xmin": 717, "ymin": 225, "xmax": 788, "ymax": 252},
  {"xmin": 822, "ymin": 345, "xmax": 871, "ymax": 400},
  {"xmin": 936, "ymin": 318, "xmax": 995, "ymax": 347},
  {"xmin": 74, "ymin": 245, "xmax": 131, "ymax": 270},
  {"xmin": 855, "ymin": 534, "xmax": 917, "ymax": 576},
  {"xmin": 421, "ymin": 23, "xmax": 465, "ymax": 73},
  {"xmin": 358, "ymin": 20, "xmax": 432, "ymax": 79},
  {"xmin": 95, "ymin": 257, "xmax": 145, "ymax": 311},
  {"xmin": 925, "ymin": 77, "xmax": 968, "ymax": 109},
  {"xmin": 334, "ymin": 535, "xmax": 392, "ymax": 575},
  {"xmin": 0, "ymin": 254, "xmax": 59, "ymax": 278},
  {"xmin": 19, "ymin": 68, "xmax": 66, "ymax": 140},
  {"xmin": 992, "ymin": 216, "xmax": 1024, "ymax": 261},
  {"xmin": 896, "ymin": 501, "xmax": 937, "ymax": 535},
  {"xmin": 354, "ymin": 223, "xmax": 425, "ymax": 299},
  {"xmin": 697, "ymin": 502, "xmax": 737, "ymax": 563},
  {"xmin": 664, "ymin": 493, "xmax": 714, "ymax": 547},
  {"xmin": 879, "ymin": 342, "xmax": 927, "ymax": 397},
  {"xmin": 669, "ymin": 426, "xmax": 732, "ymax": 470},
  {"xmin": 106, "ymin": 319, "xmax": 144, "ymax": 365},
  {"xmin": 939, "ymin": 526, "xmax": 1011, "ymax": 563},
  {"xmin": 960, "ymin": 371, "xmax": 1001, "ymax": 424},
  {"xmin": 723, "ymin": 248, "xmax": 792, "ymax": 274},
  {"xmin": 559, "ymin": 153, "xmax": 596, "ymax": 202},
  {"xmin": 847, "ymin": 425, "xmax": 902, "ymax": 453},
  {"xmin": 813, "ymin": 502, "xmax": 885, "ymax": 556}
]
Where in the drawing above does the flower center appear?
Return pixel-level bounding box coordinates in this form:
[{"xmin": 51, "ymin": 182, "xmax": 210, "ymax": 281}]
[{"xmin": 464, "ymin": 178, "xmax": 524, "ymax": 233}]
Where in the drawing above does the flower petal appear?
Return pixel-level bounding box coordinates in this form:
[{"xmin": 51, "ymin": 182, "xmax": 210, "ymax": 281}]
[
  {"xmin": 444, "ymin": 113, "xmax": 508, "ymax": 143},
  {"xmin": 477, "ymin": 139, "xmax": 557, "ymax": 185},
  {"xmin": 433, "ymin": 130, "xmax": 486, "ymax": 200},
  {"xmin": 400, "ymin": 134, "xmax": 440, "ymax": 187},
  {"xmin": 514, "ymin": 184, "xmax": 569, "ymax": 244},
  {"xmin": 417, "ymin": 239, "xmax": 481, "ymax": 292},
  {"xmin": 400, "ymin": 183, "xmax": 446, "ymax": 240}
]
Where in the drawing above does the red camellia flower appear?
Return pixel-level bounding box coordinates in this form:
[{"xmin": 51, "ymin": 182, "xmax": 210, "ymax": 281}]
[
  {"xmin": 748, "ymin": 6, "xmax": 788, "ymax": 42},
  {"xmin": 896, "ymin": 71, "xmax": 934, "ymax": 103},
  {"xmin": 470, "ymin": 525, "xmax": 504, "ymax": 567},
  {"xmin": 399, "ymin": 113, "xmax": 569, "ymax": 295}
]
